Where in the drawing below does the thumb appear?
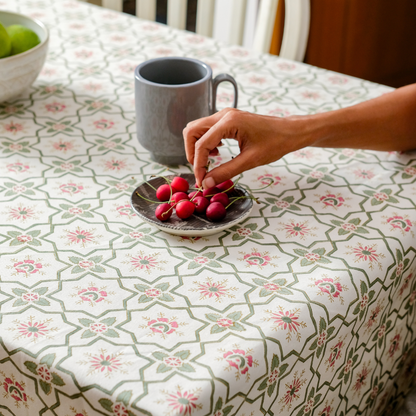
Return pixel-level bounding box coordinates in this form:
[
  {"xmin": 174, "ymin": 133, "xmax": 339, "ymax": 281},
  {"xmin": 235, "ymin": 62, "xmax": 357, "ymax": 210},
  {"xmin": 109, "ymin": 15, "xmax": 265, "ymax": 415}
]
[{"xmin": 202, "ymin": 152, "xmax": 255, "ymax": 189}]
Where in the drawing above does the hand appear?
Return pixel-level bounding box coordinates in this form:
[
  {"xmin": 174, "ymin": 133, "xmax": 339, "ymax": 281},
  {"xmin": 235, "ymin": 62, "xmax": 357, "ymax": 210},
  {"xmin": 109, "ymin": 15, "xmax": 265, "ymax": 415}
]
[{"xmin": 183, "ymin": 108, "xmax": 304, "ymax": 188}]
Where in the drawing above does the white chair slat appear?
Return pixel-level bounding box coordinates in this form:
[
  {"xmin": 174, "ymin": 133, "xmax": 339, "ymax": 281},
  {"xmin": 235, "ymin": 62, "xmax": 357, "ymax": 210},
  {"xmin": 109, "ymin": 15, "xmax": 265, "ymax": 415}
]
[
  {"xmin": 167, "ymin": 0, "xmax": 188, "ymax": 30},
  {"xmin": 279, "ymin": 0, "xmax": 310, "ymax": 61},
  {"xmin": 136, "ymin": 0, "xmax": 157, "ymax": 21},
  {"xmin": 101, "ymin": 0, "xmax": 123, "ymax": 12},
  {"xmin": 252, "ymin": 0, "xmax": 279, "ymax": 53},
  {"xmin": 196, "ymin": 0, "xmax": 215, "ymax": 37},
  {"xmin": 228, "ymin": 0, "xmax": 247, "ymax": 45}
]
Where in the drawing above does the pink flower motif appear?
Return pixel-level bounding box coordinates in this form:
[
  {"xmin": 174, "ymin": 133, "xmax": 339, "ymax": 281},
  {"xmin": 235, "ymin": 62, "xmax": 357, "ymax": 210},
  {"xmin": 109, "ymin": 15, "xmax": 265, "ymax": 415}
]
[
  {"xmin": 304, "ymin": 398, "xmax": 315, "ymax": 413},
  {"xmin": 378, "ymin": 324, "xmax": 386, "ymax": 339},
  {"xmin": 9, "ymin": 143, "xmax": 23, "ymax": 151},
  {"xmin": 275, "ymin": 200, "xmax": 290, "ymax": 209},
  {"xmin": 277, "ymin": 62, "xmax": 295, "ymax": 71},
  {"xmin": 341, "ymin": 223, "xmax": 357, "ymax": 231},
  {"xmin": 370, "ymin": 385, "xmax": 379, "ymax": 400},
  {"xmin": 14, "ymin": 259, "xmax": 43, "ymax": 276},
  {"xmin": 90, "ymin": 323, "xmax": 108, "ymax": 333},
  {"xmin": 22, "ymin": 293, "xmax": 39, "ymax": 302},
  {"xmin": 148, "ymin": 317, "xmax": 178, "ymax": 334},
  {"xmin": 360, "ymin": 294, "xmax": 369, "ymax": 310},
  {"xmin": 59, "ymin": 163, "xmax": 75, "ymax": 170},
  {"xmin": 396, "ymin": 261, "xmax": 404, "ymax": 277},
  {"xmin": 249, "ymin": 75, "xmax": 266, "ymax": 84},
  {"xmin": 343, "ymin": 358, "xmax": 353, "ymax": 374},
  {"xmin": 12, "ymin": 185, "xmax": 27, "ymax": 193},
  {"xmin": 144, "ymin": 288, "xmax": 161, "ymax": 298},
  {"xmin": 257, "ymin": 173, "xmax": 281, "ymax": 186},
  {"xmin": 216, "ymin": 318, "xmax": 234, "ymax": 327},
  {"xmin": 293, "ymin": 149, "xmax": 315, "ymax": 159},
  {"xmin": 90, "ymin": 101, "xmax": 106, "ymax": 109},
  {"xmin": 388, "ymin": 334, "xmax": 401, "ymax": 358},
  {"xmin": 37, "ymin": 365, "xmax": 52, "ymax": 382},
  {"xmin": 353, "ymin": 169, "xmax": 374, "ymax": 180},
  {"xmin": 164, "ymin": 356, "xmax": 182, "ymax": 367},
  {"xmin": 7, "ymin": 162, "xmax": 30, "ymax": 173},
  {"xmin": 129, "ymin": 231, "xmax": 144, "ymax": 239},
  {"xmin": 404, "ymin": 167, "xmax": 416, "ymax": 176},
  {"xmin": 66, "ymin": 228, "xmax": 96, "ymax": 246},
  {"xmin": 119, "ymin": 63, "xmax": 136, "ymax": 73},
  {"xmin": 197, "ymin": 281, "xmax": 228, "ymax": 299},
  {"xmin": 2, "ymin": 105, "xmax": 20, "ymax": 114},
  {"xmin": 89, "ymin": 353, "xmax": 122, "ymax": 373},
  {"xmin": 217, "ymin": 92, "xmax": 234, "ymax": 103},
  {"xmin": 113, "ymin": 402, "xmax": 129, "ymax": 416},
  {"xmin": 93, "ymin": 119, "xmax": 114, "ymax": 130},
  {"xmin": 328, "ymin": 341, "xmax": 343, "ymax": 367},
  {"xmin": 115, "ymin": 182, "xmax": 130, "ymax": 191},
  {"xmin": 268, "ymin": 368, "xmax": 280, "ymax": 384},
  {"xmin": 387, "ymin": 216, "xmax": 412, "ymax": 233},
  {"xmin": 271, "ymin": 310, "xmax": 302, "ymax": 333},
  {"xmin": 84, "ymin": 82, "xmax": 103, "ymax": 92},
  {"xmin": 59, "ymin": 182, "xmax": 84, "ymax": 195},
  {"xmin": 301, "ymin": 91, "xmax": 321, "ymax": 100},
  {"xmin": 155, "ymin": 47, "xmax": 173, "ymax": 55},
  {"xmin": 310, "ymin": 170, "xmax": 325, "ymax": 179},
  {"xmin": 223, "ymin": 349, "xmax": 253, "ymax": 374},
  {"xmin": 409, "ymin": 291, "xmax": 416, "ymax": 305},
  {"xmin": 305, "ymin": 252, "xmax": 321, "ymax": 261},
  {"xmin": 237, "ymin": 228, "xmax": 252, "ymax": 236},
  {"xmin": 130, "ymin": 254, "xmax": 158, "ymax": 271},
  {"xmin": 8, "ymin": 206, "xmax": 36, "ymax": 221},
  {"xmin": 52, "ymin": 139, "xmax": 74, "ymax": 152},
  {"xmin": 51, "ymin": 123, "xmax": 68, "ymax": 131},
  {"xmin": 317, "ymin": 331, "xmax": 327, "ymax": 346},
  {"xmin": 79, "ymin": 260, "xmax": 94, "ymax": 269},
  {"xmin": 17, "ymin": 319, "xmax": 49, "ymax": 339},
  {"xmin": 104, "ymin": 159, "xmax": 128, "ymax": 171},
  {"xmin": 42, "ymin": 85, "xmax": 58, "ymax": 93},
  {"xmin": 193, "ymin": 256, "xmax": 209, "ymax": 264},
  {"xmin": 78, "ymin": 287, "xmax": 108, "ymax": 303},
  {"xmin": 45, "ymin": 102, "xmax": 66, "ymax": 113},
  {"xmin": 373, "ymin": 192, "xmax": 389, "ymax": 201},
  {"xmin": 75, "ymin": 50, "xmax": 93, "ymax": 59},
  {"xmin": 17, "ymin": 234, "xmax": 33, "ymax": 243},
  {"xmin": 116, "ymin": 204, "xmax": 135, "ymax": 217},
  {"xmin": 399, "ymin": 273, "xmax": 412, "ymax": 296},
  {"xmin": 314, "ymin": 277, "xmax": 343, "ymax": 298},
  {"xmin": 230, "ymin": 48, "xmax": 249, "ymax": 57},
  {"xmin": 263, "ymin": 283, "xmax": 280, "ymax": 292},
  {"xmin": 111, "ymin": 35, "xmax": 126, "ymax": 42},
  {"xmin": 328, "ymin": 75, "xmax": 348, "ymax": 84},
  {"xmin": 243, "ymin": 251, "xmax": 271, "ymax": 267},
  {"xmin": 283, "ymin": 221, "xmax": 311, "ymax": 237},
  {"xmin": 320, "ymin": 193, "xmax": 345, "ymax": 208},
  {"xmin": 3, "ymin": 377, "xmax": 28, "ymax": 403},
  {"xmin": 68, "ymin": 207, "xmax": 84, "ymax": 215},
  {"xmin": 166, "ymin": 390, "xmax": 199, "ymax": 415},
  {"xmin": 187, "ymin": 35, "xmax": 204, "ymax": 44},
  {"xmin": 4, "ymin": 121, "xmax": 24, "ymax": 134}
]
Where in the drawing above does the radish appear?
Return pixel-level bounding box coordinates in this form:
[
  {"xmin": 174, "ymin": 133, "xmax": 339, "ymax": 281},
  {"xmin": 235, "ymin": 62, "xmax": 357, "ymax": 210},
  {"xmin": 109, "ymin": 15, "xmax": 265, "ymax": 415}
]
[
  {"xmin": 216, "ymin": 179, "xmax": 234, "ymax": 193},
  {"xmin": 171, "ymin": 176, "xmax": 189, "ymax": 193},
  {"xmin": 176, "ymin": 200, "xmax": 195, "ymax": 219},
  {"xmin": 155, "ymin": 203, "xmax": 173, "ymax": 221},
  {"xmin": 210, "ymin": 193, "xmax": 229, "ymax": 207},
  {"xmin": 206, "ymin": 202, "xmax": 226, "ymax": 221},
  {"xmin": 156, "ymin": 184, "xmax": 176, "ymax": 201},
  {"xmin": 193, "ymin": 196, "xmax": 209, "ymax": 214}
]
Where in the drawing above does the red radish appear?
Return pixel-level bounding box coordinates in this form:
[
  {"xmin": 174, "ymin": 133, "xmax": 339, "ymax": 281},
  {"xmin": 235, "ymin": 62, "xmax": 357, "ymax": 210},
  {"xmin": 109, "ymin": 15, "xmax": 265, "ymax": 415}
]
[
  {"xmin": 188, "ymin": 190, "xmax": 203, "ymax": 200},
  {"xmin": 156, "ymin": 184, "xmax": 176, "ymax": 201},
  {"xmin": 203, "ymin": 186, "xmax": 221, "ymax": 199},
  {"xmin": 176, "ymin": 200, "xmax": 195, "ymax": 219},
  {"xmin": 216, "ymin": 179, "xmax": 234, "ymax": 193},
  {"xmin": 170, "ymin": 192, "xmax": 189, "ymax": 206},
  {"xmin": 206, "ymin": 202, "xmax": 226, "ymax": 221},
  {"xmin": 155, "ymin": 203, "xmax": 173, "ymax": 221},
  {"xmin": 193, "ymin": 196, "xmax": 209, "ymax": 214},
  {"xmin": 210, "ymin": 193, "xmax": 229, "ymax": 207},
  {"xmin": 171, "ymin": 176, "xmax": 189, "ymax": 193}
]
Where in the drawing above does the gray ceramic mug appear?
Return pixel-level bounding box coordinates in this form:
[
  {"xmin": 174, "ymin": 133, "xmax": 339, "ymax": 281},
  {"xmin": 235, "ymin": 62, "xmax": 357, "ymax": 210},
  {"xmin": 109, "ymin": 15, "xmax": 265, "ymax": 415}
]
[{"xmin": 134, "ymin": 57, "xmax": 238, "ymax": 165}]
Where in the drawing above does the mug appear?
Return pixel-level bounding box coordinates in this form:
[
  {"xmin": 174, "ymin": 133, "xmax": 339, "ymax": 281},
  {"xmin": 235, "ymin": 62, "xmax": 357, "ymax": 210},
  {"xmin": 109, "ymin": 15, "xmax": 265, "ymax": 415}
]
[{"xmin": 134, "ymin": 57, "xmax": 238, "ymax": 166}]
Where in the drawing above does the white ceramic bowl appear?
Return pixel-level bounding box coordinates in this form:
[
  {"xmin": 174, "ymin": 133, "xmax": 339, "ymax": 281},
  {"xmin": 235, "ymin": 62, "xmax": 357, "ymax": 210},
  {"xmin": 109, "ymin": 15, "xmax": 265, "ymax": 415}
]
[{"xmin": 0, "ymin": 10, "xmax": 49, "ymax": 103}]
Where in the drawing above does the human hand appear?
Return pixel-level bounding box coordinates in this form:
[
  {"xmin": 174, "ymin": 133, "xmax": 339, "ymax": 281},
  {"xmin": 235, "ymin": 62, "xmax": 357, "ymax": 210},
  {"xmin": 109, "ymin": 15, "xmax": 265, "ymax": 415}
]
[{"xmin": 183, "ymin": 108, "xmax": 304, "ymax": 188}]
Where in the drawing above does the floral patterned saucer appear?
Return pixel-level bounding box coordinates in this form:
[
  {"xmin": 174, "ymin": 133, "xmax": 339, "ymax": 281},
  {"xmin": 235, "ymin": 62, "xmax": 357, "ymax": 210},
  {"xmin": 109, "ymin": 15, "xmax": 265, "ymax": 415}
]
[{"xmin": 130, "ymin": 174, "xmax": 253, "ymax": 236}]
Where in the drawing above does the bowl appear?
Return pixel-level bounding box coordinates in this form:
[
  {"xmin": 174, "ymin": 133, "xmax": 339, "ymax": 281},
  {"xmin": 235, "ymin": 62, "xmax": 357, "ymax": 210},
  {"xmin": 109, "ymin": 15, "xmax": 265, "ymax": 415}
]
[
  {"xmin": 0, "ymin": 10, "xmax": 49, "ymax": 103},
  {"xmin": 130, "ymin": 174, "xmax": 254, "ymax": 236}
]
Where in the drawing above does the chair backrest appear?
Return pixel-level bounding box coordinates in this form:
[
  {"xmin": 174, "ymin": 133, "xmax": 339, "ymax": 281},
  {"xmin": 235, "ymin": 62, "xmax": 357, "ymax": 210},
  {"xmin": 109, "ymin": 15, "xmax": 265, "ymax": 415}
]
[{"xmin": 100, "ymin": 0, "xmax": 310, "ymax": 61}]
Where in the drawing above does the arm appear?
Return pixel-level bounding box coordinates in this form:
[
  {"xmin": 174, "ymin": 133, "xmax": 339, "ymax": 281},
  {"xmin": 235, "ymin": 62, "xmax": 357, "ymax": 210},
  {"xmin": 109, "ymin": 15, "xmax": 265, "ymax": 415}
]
[{"xmin": 183, "ymin": 83, "xmax": 416, "ymax": 188}]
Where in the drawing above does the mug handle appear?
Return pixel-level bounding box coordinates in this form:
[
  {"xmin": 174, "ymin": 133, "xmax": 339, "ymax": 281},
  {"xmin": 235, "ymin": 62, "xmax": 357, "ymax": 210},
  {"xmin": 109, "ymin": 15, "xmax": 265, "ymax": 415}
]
[{"xmin": 211, "ymin": 73, "xmax": 238, "ymax": 114}]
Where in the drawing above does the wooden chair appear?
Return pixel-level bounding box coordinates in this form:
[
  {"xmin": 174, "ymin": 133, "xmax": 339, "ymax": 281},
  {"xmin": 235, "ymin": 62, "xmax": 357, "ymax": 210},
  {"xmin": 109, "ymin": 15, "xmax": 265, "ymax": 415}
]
[{"xmin": 97, "ymin": 0, "xmax": 310, "ymax": 61}]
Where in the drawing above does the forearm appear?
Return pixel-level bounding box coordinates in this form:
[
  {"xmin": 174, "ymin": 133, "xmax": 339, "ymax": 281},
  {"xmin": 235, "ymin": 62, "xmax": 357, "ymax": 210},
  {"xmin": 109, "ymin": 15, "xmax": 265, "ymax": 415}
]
[{"xmin": 296, "ymin": 83, "xmax": 416, "ymax": 152}]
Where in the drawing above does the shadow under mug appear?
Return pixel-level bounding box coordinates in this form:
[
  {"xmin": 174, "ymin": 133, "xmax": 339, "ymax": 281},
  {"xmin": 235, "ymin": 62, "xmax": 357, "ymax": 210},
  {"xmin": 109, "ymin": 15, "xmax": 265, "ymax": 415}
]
[{"xmin": 134, "ymin": 57, "xmax": 238, "ymax": 166}]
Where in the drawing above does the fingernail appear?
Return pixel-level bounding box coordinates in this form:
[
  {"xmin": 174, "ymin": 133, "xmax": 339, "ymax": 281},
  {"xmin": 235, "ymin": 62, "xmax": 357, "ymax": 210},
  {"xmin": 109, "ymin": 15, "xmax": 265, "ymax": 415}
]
[{"xmin": 202, "ymin": 177, "xmax": 215, "ymax": 189}]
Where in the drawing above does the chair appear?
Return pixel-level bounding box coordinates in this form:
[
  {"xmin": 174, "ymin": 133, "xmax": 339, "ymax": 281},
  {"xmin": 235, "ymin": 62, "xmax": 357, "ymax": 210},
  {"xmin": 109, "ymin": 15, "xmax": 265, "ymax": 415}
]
[{"xmin": 97, "ymin": 0, "xmax": 310, "ymax": 62}]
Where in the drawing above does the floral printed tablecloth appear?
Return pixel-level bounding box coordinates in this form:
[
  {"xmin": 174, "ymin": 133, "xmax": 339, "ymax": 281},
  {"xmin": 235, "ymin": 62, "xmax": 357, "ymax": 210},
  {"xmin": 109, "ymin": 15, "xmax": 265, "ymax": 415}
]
[{"xmin": 1, "ymin": 1, "xmax": 416, "ymax": 415}]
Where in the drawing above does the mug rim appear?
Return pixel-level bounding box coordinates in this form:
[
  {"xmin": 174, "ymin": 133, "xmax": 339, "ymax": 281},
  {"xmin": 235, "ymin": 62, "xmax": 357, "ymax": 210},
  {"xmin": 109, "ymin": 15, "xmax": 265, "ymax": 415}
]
[{"xmin": 134, "ymin": 56, "xmax": 212, "ymax": 87}]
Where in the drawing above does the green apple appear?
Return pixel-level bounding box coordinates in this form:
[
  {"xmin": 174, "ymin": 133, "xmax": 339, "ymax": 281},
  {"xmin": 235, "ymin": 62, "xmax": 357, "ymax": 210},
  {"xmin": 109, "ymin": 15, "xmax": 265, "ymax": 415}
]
[
  {"xmin": 7, "ymin": 24, "xmax": 40, "ymax": 55},
  {"xmin": 0, "ymin": 21, "xmax": 11, "ymax": 58}
]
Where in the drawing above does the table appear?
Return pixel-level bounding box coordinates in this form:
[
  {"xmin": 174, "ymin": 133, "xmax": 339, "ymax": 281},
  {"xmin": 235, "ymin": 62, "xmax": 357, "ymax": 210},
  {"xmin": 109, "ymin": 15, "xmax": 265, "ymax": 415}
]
[{"xmin": 1, "ymin": 1, "xmax": 416, "ymax": 415}]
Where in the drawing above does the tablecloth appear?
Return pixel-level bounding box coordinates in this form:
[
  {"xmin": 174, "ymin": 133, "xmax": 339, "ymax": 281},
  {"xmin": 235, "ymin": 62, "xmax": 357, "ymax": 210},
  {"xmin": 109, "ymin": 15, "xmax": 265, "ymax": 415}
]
[{"xmin": 1, "ymin": 1, "xmax": 416, "ymax": 415}]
